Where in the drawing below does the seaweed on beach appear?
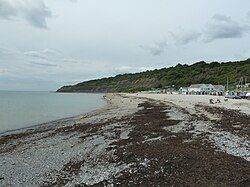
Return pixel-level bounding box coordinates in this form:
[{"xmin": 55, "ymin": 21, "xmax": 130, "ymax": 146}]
[
  {"xmin": 201, "ymin": 105, "xmax": 250, "ymax": 138},
  {"xmin": 107, "ymin": 101, "xmax": 250, "ymax": 186}
]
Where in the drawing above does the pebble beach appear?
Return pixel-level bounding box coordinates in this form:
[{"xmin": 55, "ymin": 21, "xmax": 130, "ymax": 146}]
[{"xmin": 0, "ymin": 93, "xmax": 249, "ymax": 186}]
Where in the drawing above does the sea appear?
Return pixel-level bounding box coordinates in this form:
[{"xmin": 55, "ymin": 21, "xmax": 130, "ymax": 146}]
[{"xmin": 0, "ymin": 91, "xmax": 106, "ymax": 133}]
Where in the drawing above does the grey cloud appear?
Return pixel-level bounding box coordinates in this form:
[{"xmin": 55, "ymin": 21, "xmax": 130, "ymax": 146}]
[
  {"xmin": 24, "ymin": 51, "xmax": 47, "ymax": 59},
  {"xmin": 139, "ymin": 41, "xmax": 167, "ymax": 56},
  {"xmin": 204, "ymin": 14, "xmax": 250, "ymax": 42},
  {"xmin": 213, "ymin": 14, "xmax": 232, "ymax": 22},
  {"xmin": 0, "ymin": 0, "xmax": 52, "ymax": 28},
  {"xmin": 42, "ymin": 48, "xmax": 62, "ymax": 56},
  {"xmin": 29, "ymin": 61, "xmax": 58, "ymax": 67},
  {"xmin": 22, "ymin": 1, "xmax": 52, "ymax": 28},
  {"xmin": 0, "ymin": 68, "xmax": 7, "ymax": 75},
  {"xmin": 0, "ymin": 0, "xmax": 17, "ymax": 19},
  {"xmin": 171, "ymin": 31, "xmax": 201, "ymax": 45},
  {"xmin": 24, "ymin": 49, "xmax": 62, "ymax": 60},
  {"xmin": 63, "ymin": 59, "xmax": 79, "ymax": 63}
]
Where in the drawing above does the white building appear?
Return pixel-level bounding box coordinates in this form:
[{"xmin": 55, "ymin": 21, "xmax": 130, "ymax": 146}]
[
  {"xmin": 188, "ymin": 84, "xmax": 214, "ymax": 94},
  {"xmin": 178, "ymin": 84, "xmax": 226, "ymax": 95},
  {"xmin": 213, "ymin": 85, "xmax": 225, "ymax": 92},
  {"xmin": 179, "ymin": 87, "xmax": 189, "ymax": 94}
]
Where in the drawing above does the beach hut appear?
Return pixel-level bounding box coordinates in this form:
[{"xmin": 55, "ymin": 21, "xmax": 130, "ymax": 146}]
[
  {"xmin": 179, "ymin": 87, "xmax": 189, "ymax": 94},
  {"xmin": 213, "ymin": 85, "xmax": 225, "ymax": 95}
]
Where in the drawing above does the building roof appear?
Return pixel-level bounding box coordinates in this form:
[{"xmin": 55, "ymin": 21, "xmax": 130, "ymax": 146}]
[
  {"xmin": 214, "ymin": 85, "xmax": 225, "ymax": 89},
  {"xmin": 189, "ymin": 84, "xmax": 205, "ymax": 88},
  {"xmin": 205, "ymin": 84, "xmax": 213, "ymax": 87},
  {"xmin": 189, "ymin": 84, "xmax": 214, "ymax": 88}
]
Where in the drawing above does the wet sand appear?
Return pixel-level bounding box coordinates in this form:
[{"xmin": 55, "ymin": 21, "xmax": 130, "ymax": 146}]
[{"xmin": 0, "ymin": 93, "xmax": 249, "ymax": 186}]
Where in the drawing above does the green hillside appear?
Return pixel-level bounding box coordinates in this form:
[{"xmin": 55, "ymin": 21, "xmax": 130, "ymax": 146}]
[{"xmin": 57, "ymin": 59, "xmax": 250, "ymax": 93}]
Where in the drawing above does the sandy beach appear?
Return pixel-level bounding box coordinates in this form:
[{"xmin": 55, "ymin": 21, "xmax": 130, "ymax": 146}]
[{"xmin": 0, "ymin": 93, "xmax": 249, "ymax": 186}]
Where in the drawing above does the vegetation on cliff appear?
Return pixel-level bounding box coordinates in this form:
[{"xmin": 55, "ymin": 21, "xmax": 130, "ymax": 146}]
[{"xmin": 57, "ymin": 59, "xmax": 250, "ymax": 93}]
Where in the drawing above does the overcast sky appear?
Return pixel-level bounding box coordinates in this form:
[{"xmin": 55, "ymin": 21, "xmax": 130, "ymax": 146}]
[{"xmin": 0, "ymin": 0, "xmax": 250, "ymax": 91}]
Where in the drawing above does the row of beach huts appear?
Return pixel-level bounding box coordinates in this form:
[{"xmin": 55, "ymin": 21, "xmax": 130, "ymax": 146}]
[
  {"xmin": 179, "ymin": 84, "xmax": 250, "ymax": 99},
  {"xmin": 142, "ymin": 83, "xmax": 250, "ymax": 99},
  {"xmin": 179, "ymin": 84, "xmax": 225, "ymax": 95}
]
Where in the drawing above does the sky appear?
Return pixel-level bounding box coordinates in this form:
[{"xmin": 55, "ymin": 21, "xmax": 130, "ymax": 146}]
[{"xmin": 0, "ymin": 0, "xmax": 250, "ymax": 91}]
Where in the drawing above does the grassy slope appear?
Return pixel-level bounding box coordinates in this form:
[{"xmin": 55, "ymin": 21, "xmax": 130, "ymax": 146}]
[{"xmin": 57, "ymin": 59, "xmax": 250, "ymax": 93}]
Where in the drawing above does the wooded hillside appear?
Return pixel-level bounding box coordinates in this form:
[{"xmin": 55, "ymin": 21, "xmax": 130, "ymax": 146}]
[{"xmin": 57, "ymin": 59, "xmax": 250, "ymax": 93}]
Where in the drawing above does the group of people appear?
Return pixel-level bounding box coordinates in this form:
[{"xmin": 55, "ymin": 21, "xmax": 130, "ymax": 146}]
[{"xmin": 209, "ymin": 98, "xmax": 221, "ymax": 104}]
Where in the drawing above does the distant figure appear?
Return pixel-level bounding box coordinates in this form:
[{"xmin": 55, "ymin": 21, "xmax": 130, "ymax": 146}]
[
  {"xmin": 216, "ymin": 99, "xmax": 221, "ymax": 103},
  {"xmin": 209, "ymin": 99, "xmax": 214, "ymax": 104},
  {"xmin": 224, "ymin": 98, "xmax": 228, "ymax": 102}
]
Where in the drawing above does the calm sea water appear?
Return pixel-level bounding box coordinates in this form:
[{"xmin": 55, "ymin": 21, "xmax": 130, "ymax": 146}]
[{"xmin": 0, "ymin": 91, "xmax": 106, "ymax": 133}]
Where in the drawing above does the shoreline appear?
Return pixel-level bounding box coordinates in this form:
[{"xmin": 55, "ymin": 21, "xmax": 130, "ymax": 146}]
[
  {"xmin": 0, "ymin": 94, "xmax": 109, "ymax": 137},
  {"xmin": 0, "ymin": 93, "xmax": 249, "ymax": 186}
]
